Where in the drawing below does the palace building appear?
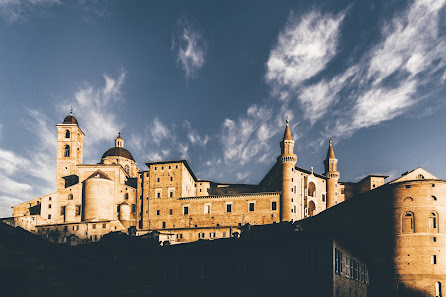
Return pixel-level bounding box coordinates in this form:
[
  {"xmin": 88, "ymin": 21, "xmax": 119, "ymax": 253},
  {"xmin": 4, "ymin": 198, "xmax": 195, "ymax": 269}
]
[
  {"xmin": 3, "ymin": 111, "xmax": 446, "ymax": 296},
  {"xmin": 4, "ymin": 112, "xmax": 382, "ymax": 244}
]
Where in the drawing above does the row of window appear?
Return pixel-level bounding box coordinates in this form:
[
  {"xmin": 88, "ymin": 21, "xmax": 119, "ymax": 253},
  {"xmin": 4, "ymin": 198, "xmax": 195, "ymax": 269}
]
[
  {"xmin": 404, "ymin": 195, "xmax": 438, "ymax": 202},
  {"xmin": 405, "ymin": 183, "xmax": 436, "ymax": 189},
  {"xmin": 155, "ymin": 188, "xmax": 175, "ymax": 198},
  {"xmin": 153, "ymin": 165, "xmax": 179, "ymax": 171},
  {"xmin": 334, "ymin": 248, "xmax": 368, "ymax": 284},
  {"xmin": 402, "ymin": 211, "xmax": 438, "ymax": 233},
  {"xmin": 181, "ymin": 201, "xmax": 278, "ymax": 215}
]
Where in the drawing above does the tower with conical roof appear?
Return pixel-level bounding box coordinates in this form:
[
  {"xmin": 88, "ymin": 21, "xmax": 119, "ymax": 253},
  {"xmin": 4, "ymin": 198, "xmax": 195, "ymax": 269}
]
[
  {"xmin": 324, "ymin": 138, "xmax": 340, "ymax": 208},
  {"xmin": 279, "ymin": 117, "xmax": 297, "ymax": 222},
  {"xmin": 56, "ymin": 109, "xmax": 84, "ymax": 191}
]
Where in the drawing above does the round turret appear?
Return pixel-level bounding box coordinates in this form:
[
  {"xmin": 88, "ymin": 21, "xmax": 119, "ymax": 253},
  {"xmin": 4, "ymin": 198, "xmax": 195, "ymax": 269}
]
[{"xmin": 83, "ymin": 171, "xmax": 114, "ymax": 221}]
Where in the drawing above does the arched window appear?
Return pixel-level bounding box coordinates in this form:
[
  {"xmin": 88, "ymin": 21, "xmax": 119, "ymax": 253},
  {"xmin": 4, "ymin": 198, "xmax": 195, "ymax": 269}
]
[
  {"xmin": 68, "ymin": 194, "xmax": 73, "ymax": 200},
  {"xmin": 429, "ymin": 212, "xmax": 438, "ymax": 231},
  {"xmin": 431, "ymin": 196, "xmax": 437, "ymax": 201},
  {"xmin": 308, "ymin": 182, "xmax": 316, "ymax": 197},
  {"xmin": 64, "ymin": 145, "xmax": 70, "ymax": 157},
  {"xmin": 417, "ymin": 174, "xmax": 425, "ymax": 180},
  {"xmin": 65, "ymin": 130, "xmax": 70, "ymax": 138},
  {"xmin": 308, "ymin": 201, "xmax": 316, "ymax": 216},
  {"xmin": 403, "ymin": 197, "xmax": 413, "ymax": 203},
  {"xmin": 402, "ymin": 212, "xmax": 415, "ymax": 233}
]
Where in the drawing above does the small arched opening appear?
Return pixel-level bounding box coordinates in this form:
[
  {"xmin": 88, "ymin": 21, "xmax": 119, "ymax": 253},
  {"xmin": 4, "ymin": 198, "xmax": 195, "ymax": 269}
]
[
  {"xmin": 402, "ymin": 212, "xmax": 415, "ymax": 234},
  {"xmin": 308, "ymin": 182, "xmax": 316, "ymax": 197},
  {"xmin": 64, "ymin": 145, "xmax": 70, "ymax": 157},
  {"xmin": 429, "ymin": 212, "xmax": 438, "ymax": 232},
  {"xmin": 65, "ymin": 130, "xmax": 70, "ymax": 138},
  {"xmin": 308, "ymin": 201, "xmax": 316, "ymax": 217}
]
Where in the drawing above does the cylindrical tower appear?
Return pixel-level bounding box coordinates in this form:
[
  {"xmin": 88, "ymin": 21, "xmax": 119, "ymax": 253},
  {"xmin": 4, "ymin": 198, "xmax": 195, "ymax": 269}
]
[
  {"xmin": 83, "ymin": 171, "xmax": 114, "ymax": 221},
  {"xmin": 392, "ymin": 179, "xmax": 446, "ymax": 295},
  {"xmin": 279, "ymin": 118, "xmax": 297, "ymax": 222},
  {"xmin": 324, "ymin": 138, "xmax": 340, "ymax": 208}
]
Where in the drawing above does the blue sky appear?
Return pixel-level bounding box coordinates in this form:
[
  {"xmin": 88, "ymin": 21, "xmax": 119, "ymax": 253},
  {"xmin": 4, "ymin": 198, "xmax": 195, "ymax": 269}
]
[{"xmin": 0, "ymin": 0, "xmax": 445, "ymax": 217}]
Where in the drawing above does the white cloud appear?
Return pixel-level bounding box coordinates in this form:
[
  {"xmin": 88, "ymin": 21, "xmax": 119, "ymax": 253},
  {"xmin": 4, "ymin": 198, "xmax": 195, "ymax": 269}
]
[
  {"xmin": 236, "ymin": 172, "xmax": 249, "ymax": 181},
  {"xmin": 173, "ymin": 19, "xmax": 206, "ymax": 79},
  {"xmin": 220, "ymin": 104, "xmax": 283, "ymax": 166},
  {"xmin": 0, "ymin": 149, "xmax": 30, "ymax": 175},
  {"xmin": 0, "ymin": 0, "xmax": 60, "ymax": 23},
  {"xmin": 184, "ymin": 120, "xmax": 209, "ymax": 147},
  {"xmin": 70, "ymin": 69, "xmax": 126, "ymax": 144},
  {"xmin": 0, "ymin": 195, "xmax": 25, "ymax": 218},
  {"xmin": 265, "ymin": 10, "xmax": 346, "ymax": 99},
  {"xmin": 325, "ymin": 0, "xmax": 446, "ymax": 140},
  {"xmin": 149, "ymin": 117, "xmax": 170, "ymax": 144}
]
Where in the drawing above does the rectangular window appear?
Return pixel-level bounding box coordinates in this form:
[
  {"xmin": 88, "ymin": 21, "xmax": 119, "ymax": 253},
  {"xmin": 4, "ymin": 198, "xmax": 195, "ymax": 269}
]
[
  {"xmin": 176, "ymin": 233, "xmax": 182, "ymax": 239},
  {"xmin": 169, "ymin": 209, "xmax": 173, "ymax": 215},
  {"xmin": 210, "ymin": 232, "xmax": 216, "ymax": 238},
  {"xmin": 103, "ymin": 223, "xmax": 106, "ymax": 228},
  {"xmin": 92, "ymin": 224, "xmax": 96, "ymax": 229},
  {"xmin": 406, "ymin": 185, "xmax": 411, "ymax": 188},
  {"xmin": 183, "ymin": 206, "xmax": 189, "ymax": 215},
  {"xmin": 49, "ymin": 197, "xmax": 52, "ymax": 201},
  {"xmin": 432, "ymin": 255, "xmax": 437, "ymax": 264},
  {"xmin": 271, "ymin": 201, "xmax": 277, "ymax": 211},
  {"xmin": 249, "ymin": 202, "xmax": 255, "ymax": 212},
  {"xmin": 198, "ymin": 233, "xmax": 205, "ymax": 239},
  {"xmin": 155, "ymin": 188, "xmax": 162, "ymax": 198},
  {"xmin": 61, "ymin": 206, "xmax": 66, "ymax": 216},
  {"xmin": 162, "ymin": 222, "xmax": 166, "ymax": 229},
  {"xmin": 75, "ymin": 205, "xmax": 81, "ymax": 215},
  {"xmin": 430, "ymin": 217, "xmax": 437, "ymax": 228},
  {"xmin": 345, "ymin": 257, "xmax": 350, "ymax": 278},
  {"xmin": 335, "ymin": 248, "xmax": 343, "ymax": 274},
  {"xmin": 432, "ymin": 237, "xmax": 437, "ymax": 242},
  {"xmin": 48, "ymin": 204, "xmax": 52, "ymax": 209},
  {"xmin": 226, "ymin": 203, "xmax": 232, "ymax": 213},
  {"xmin": 156, "ymin": 210, "xmax": 160, "ymax": 216},
  {"xmin": 168, "ymin": 188, "xmax": 175, "ymax": 198},
  {"xmin": 48, "ymin": 214, "xmax": 51, "ymax": 219},
  {"xmin": 322, "ymin": 194, "xmax": 326, "ymax": 202},
  {"xmin": 222, "ymin": 232, "xmax": 226, "ymax": 237},
  {"xmin": 157, "ymin": 178, "xmax": 160, "ymax": 182},
  {"xmin": 204, "ymin": 204, "xmax": 211, "ymax": 214},
  {"xmin": 132, "ymin": 204, "xmax": 136, "ymax": 213}
]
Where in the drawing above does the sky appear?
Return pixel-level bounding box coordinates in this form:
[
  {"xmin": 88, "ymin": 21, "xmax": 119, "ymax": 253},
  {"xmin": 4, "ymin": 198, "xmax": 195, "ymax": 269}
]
[{"xmin": 0, "ymin": 0, "xmax": 445, "ymax": 217}]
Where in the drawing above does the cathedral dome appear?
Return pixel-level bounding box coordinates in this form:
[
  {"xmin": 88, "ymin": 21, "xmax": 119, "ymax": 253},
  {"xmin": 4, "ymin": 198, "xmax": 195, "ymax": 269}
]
[
  {"xmin": 63, "ymin": 115, "xmax": 79, "ymax": 125},
  {"xmin": 101, "ymin": 147, "xmax": 135, "ymax": 162}
]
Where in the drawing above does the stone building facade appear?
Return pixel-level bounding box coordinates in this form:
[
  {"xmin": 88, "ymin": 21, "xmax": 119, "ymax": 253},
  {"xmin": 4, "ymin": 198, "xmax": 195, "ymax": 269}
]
[{"xmin": 5, "ymin": 112, "xmax": 351, "ymax": 244}]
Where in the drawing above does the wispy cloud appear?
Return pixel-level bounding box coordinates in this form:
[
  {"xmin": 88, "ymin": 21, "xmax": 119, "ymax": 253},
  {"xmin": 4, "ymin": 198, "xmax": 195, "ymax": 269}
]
[
  {"xmin": 0, "ymin": 0, "xmax": 60, "ymax": 23},
  {"xmin": 220, "ymin": 104, "xmax": 284, "ymax": 166},
  {"xmin": 68, "ymin": 69, "xmax": 126, "ymax": 145},
  {"xmin": 326, "ymin": 0, "xmax": 446, "ymax": 140},
  {"xmin": 184, "ymin": 120, "xmax": 209, "ymax": 147},
  {"xmin": 150, "ymin": 117, "xmax": 171, "ymax": 144},
  {"xmin": 265, "ymin": 10, "xmax": 347, "ymax": 100},
  {"xmin": 172, "ymin": 19, "xmax": 206, "ymax": 79},
  {"xmin": 265, "ymin": 0, "xmax": 446, "ymax": 147}
]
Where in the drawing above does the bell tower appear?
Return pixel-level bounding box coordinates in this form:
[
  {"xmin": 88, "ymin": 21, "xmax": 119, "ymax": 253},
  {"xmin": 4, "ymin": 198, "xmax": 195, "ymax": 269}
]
[
  {"xmin": 279, "ymin": 117, "xmax": 297, "ymax": 222},
  {"xmin": 324, "ymin": 137, "xmax": 340, "ymax": 208},
  {"xmin": 56, "ymin": 109, "xmax": 84, "ymax": 191}
]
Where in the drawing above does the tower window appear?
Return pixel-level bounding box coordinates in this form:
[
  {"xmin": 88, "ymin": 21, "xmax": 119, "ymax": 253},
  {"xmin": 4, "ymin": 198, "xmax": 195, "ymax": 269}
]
[
  {"xmin": 429, "ymin": 212, "xmax": 438, "ymax": 230},
  {"xmin": 402, "ymin": 212, "xmax": 415, "ymax": 233},
  {"xmin": 183, "ymin": 206, "xmax": 189, "ymax": 215},
  {"xmin": 249, "ymin": 202, "xmax": 255, "ymax": 212},
  {"xmin": 68, "ymin": 194, "xmax": 73, "ymax": 200},
  {"xmin": 65, "ymin": 130, "xmax": 70, "ymax": 138},
  {"xmin": 64, "ymin": 145, "xmax": 70, "ymax": 157}
]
